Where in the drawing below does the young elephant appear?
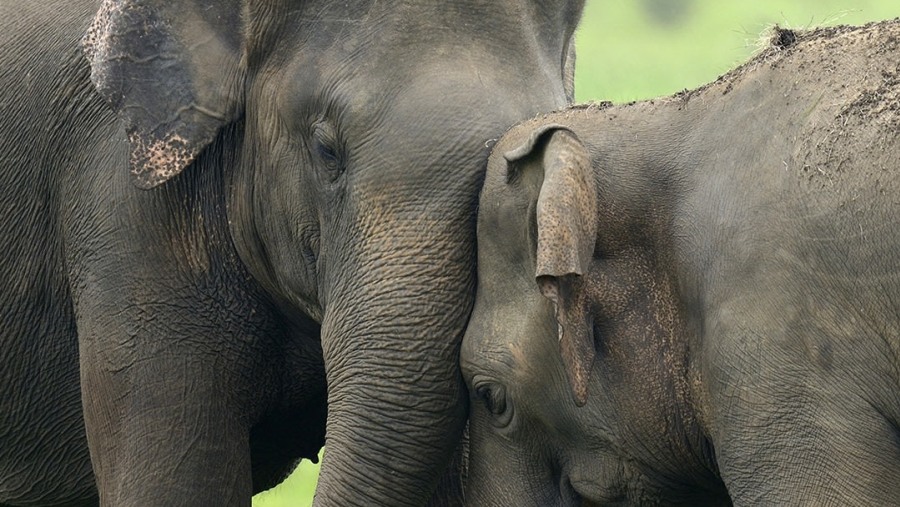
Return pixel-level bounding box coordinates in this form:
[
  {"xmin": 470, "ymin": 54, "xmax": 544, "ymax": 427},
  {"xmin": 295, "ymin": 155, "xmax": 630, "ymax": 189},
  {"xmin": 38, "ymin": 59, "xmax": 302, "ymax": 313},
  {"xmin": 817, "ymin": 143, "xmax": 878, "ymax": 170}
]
[{"xmin": 462, "ymin": 21, "xmax": 900, "ymax": 506}]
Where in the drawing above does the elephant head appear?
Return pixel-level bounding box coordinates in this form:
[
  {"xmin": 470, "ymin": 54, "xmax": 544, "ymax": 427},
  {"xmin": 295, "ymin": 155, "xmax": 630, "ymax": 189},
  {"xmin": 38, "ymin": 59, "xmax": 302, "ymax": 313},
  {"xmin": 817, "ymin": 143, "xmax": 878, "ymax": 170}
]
[
  {"xmin": 460, "ymin": 121, "xmax": 729, "ymax": 505},
  {"xmin": 83, "ymin": 0, "xmax": 584, "ymax": 504}
]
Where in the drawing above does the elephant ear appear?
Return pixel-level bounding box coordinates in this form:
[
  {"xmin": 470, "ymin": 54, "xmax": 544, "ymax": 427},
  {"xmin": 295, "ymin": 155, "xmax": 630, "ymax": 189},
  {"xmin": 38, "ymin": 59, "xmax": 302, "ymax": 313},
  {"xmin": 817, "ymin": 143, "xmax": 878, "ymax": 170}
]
[
  {"xmin": 504, "ymin": 126, "xmax": 598, "ymax": 406},
  {"xmin": 563, "ymin": 40, "xmax": 576, "ymax": 103},
  {"xmin": 83, "ymin": 0, "xmax": 245, "ymax": 189}
]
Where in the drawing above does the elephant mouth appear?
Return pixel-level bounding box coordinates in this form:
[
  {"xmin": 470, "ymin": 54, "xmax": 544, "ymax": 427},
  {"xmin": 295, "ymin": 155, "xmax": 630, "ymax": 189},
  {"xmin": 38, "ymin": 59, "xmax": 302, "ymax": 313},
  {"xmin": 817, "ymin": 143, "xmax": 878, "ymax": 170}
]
[
  {"xmin": 558, "ymin": 475, "xmax": 589, "ymax": 506},
  {"xmin": 566, "ymin": 471, "xmax": 629, "ymax": 506}
]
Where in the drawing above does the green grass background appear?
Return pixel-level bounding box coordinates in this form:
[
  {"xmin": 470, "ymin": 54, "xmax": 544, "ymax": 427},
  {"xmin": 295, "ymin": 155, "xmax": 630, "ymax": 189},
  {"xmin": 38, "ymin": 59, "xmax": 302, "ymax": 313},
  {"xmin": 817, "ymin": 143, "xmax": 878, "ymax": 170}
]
[{"xmin": 253, "ymin": 1, "xmax": 900, "ymax": 505}]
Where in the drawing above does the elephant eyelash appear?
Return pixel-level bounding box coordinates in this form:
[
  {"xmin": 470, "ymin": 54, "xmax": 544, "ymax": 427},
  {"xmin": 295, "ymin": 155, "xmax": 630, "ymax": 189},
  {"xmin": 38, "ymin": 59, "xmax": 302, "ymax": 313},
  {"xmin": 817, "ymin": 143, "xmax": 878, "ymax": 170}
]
[
  {"xmin": 311, "ymin": 120, "xmax": 345, "ymax": 178},
  {"xmin": 476, "ymin": 385, "xmax": 505, "ymax": 415},
  {"xmin": 316, "ymin": 141, "xmax": 340, "ymax": 167},
  {"xmin": 475, "ymin": 382, "xmax": 514, "ymax": 428}
]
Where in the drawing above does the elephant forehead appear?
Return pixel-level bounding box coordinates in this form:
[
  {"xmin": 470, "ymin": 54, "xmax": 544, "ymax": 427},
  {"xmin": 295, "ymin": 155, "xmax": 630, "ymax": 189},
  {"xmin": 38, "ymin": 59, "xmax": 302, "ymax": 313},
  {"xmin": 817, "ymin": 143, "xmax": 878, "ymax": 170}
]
[{"xmin": 465, "ymin": 282, "xmax": 558, "ymax": 369}]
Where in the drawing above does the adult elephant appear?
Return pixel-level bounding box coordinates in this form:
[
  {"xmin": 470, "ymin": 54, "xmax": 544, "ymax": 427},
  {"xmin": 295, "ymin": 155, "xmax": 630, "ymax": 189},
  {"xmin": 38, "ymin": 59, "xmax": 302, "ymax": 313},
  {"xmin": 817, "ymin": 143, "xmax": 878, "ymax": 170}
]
[{"xmin": 0, "ymin": 1, "xmax": 583, "ymax": 506}]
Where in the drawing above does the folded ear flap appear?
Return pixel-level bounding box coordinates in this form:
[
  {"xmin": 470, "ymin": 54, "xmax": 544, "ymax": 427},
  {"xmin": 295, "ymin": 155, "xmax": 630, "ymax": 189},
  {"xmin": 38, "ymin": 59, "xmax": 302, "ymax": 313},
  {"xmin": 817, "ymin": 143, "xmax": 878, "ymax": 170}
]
[
  {"xmin": 83, "ymin": 0, "xmax": 245, "ymax": 189},
  {"xmin": 537, "ymin": 274, "xmax": 594, "ymax": 406},
  {"xmin": 503, "ymin": 123, "xmax": 569, "ymax": 181},
  {"xmin": 534, "ymin": 130, "xmax": 596, "ymax": 281},
  {"xmin": 505, "ymin": 126, "xmax": 598, "ymax": 406}
]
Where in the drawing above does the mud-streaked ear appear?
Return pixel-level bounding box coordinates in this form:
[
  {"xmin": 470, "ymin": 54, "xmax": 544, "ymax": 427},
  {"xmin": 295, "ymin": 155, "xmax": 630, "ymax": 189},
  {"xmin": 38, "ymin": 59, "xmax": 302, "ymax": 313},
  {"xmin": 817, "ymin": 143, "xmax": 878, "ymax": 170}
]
[
  {"xmin": 504, "ymin": 126, "xmax": 598, "ymax": 406},
  {"xmin": 83, "ymin": 0, "xmax": 245, "ymax": 189}
]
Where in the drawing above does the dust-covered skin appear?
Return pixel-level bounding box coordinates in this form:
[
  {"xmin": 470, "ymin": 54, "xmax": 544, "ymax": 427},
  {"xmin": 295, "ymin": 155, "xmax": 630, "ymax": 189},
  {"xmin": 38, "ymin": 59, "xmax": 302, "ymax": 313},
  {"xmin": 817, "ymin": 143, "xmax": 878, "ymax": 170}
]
[
  {"xmin": 0, "ymin": 1, "xmax": 582, "ymax": 506},
  {"xmin": 462, "ymin": 20, "xmax": 900, "ymax": 506}
]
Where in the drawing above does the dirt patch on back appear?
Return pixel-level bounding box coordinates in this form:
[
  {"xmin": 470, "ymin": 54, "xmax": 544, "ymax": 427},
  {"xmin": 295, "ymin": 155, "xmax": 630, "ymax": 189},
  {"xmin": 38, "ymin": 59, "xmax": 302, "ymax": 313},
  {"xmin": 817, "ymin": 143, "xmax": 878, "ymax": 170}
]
[
  {"xmin": 643, "ymin": 18, "xmax": 900, "ymax": 208},
  {"xmin": 670, "ymin": 19, "xmax": 900, "ymax": 103},
  {"xmin": 770, "ymin": 26, "xmax": 798, "ymax": 49},
  {"xmin": 530, "ymin": 19, "xmax": 900, "ymax": 199},
  {"xmin": 792, "ymin": 20, "xmax": 900, "ymax": 192}
]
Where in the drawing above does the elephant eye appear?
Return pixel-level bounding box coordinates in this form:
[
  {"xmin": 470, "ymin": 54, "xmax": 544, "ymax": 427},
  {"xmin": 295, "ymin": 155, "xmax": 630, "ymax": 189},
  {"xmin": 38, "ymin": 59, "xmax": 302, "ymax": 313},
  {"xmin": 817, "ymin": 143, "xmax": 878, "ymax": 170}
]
[
  {"xmin": 311, "ymin": 120, "xmax": 344, "ymax": 180},
  {"xmin": 475, "ymin": 383, "xmax": 513, "ymax": 427}
]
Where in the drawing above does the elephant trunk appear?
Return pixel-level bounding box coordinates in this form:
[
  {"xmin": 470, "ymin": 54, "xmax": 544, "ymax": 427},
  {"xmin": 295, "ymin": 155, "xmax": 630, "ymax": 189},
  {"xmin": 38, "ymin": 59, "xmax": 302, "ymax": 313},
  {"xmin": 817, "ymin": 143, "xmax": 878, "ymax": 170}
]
[{"xmin": 312, "ymin": 217, "xmax": 476, "ymax": 506}]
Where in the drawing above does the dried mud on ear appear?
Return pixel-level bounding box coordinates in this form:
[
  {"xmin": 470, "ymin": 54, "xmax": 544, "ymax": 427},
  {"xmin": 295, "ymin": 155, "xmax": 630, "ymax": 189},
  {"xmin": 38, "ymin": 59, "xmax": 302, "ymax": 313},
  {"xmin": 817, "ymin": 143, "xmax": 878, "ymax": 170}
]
[
  {"xmin": 127, "ymin": 131, "xmax": 196, "ymax": 189},
  {"xmin": 82, "ymin": 0, "xmax": 114, "ymax": 64},
  {"xmin": 80, "ymin": 0, "xmax": 246, "ymax": 189},
  {"xmin": 82, "ymin": 0, "xmax": 207, "ymax": 188}
]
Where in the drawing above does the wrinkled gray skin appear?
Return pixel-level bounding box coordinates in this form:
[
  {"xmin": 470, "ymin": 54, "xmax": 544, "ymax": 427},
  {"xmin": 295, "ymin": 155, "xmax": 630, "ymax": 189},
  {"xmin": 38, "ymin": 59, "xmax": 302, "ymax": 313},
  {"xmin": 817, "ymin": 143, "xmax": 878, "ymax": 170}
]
[
  {"xmin": 463, "ymin": 21, "xmax": 900, "ymax": 506},
  {"xmin": 0, "ymin": 1, "xmax": 583, "ymax": 506}
]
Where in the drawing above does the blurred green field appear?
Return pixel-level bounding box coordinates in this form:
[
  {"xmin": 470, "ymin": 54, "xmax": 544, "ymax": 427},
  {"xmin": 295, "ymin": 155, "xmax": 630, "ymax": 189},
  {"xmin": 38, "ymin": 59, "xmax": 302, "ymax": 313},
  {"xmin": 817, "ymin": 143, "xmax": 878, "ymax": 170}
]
[
  {"xmin": 575, "ymin": 0, "xmax": 900, "ymax": 102},
  {"xmin": 253, "ymin": 1, "xmax": 900, "ymax": 505}
]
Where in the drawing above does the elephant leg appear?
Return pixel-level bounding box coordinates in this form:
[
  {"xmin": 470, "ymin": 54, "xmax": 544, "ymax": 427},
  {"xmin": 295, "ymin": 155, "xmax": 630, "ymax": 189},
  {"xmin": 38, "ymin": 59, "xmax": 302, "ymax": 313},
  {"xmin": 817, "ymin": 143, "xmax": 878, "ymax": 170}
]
[
  {"xmin": 79, "ymin": 337, "xmax": 253, "ymax": 507},
  {"xmin": 78, "ymin": 294, "xmax": 265, "ymax": 507}
]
